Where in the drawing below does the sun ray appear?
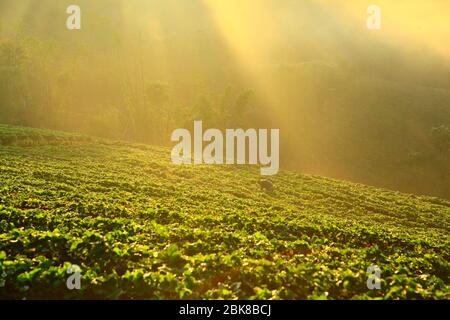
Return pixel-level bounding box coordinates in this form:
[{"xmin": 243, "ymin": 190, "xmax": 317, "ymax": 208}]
[{"xmin": 200, "ymin": 0, "xmax": 288, "ymax": 125}]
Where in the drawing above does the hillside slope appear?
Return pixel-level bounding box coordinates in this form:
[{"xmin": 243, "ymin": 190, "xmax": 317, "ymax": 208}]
[{"xmin": 0, "ymin": 125, "xmax": 449, "ymax": 299}]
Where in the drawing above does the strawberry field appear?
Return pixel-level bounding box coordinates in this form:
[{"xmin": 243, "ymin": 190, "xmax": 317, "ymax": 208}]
[{"xmin": 0, "ymin": 125, "xmax": 448, "ymax": 299}]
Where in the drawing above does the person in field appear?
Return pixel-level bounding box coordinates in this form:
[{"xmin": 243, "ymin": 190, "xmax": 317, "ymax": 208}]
[{"xmin": 259, "ymin": 179, "xmax": 273, "ymax": 192}]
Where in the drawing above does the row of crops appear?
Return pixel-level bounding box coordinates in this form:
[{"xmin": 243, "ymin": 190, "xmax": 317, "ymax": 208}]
[{"xmin": 0, "ymin": 125, "xmax": 448, "ymax": 299}]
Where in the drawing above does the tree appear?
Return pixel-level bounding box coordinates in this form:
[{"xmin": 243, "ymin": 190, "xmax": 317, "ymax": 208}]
[
  {"xmin": 144, "ymin": 82, "xmax": 171, "ymax": 143},
  {"xmin": 0, "ymin": 39, "xmax": 28, "ymax": 124},
  {"xmin": 430, "ymin": 125, "xmax": 450, "ymax": 155},
  {"xmin": 231, "ymin": 89, "xmax": 256, "ymax": 128}
]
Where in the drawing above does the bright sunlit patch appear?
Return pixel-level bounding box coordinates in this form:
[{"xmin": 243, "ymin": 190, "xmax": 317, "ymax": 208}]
[
  {"xmin": 317, "ymin": 0, "xmax": 450, "ymax": 58},
  {"xmin": 200, "ymin": 0, "xmax": 286, "ymax": 116}
]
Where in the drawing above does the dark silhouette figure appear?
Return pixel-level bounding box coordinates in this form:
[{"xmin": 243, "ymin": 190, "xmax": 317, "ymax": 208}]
[{"xmin": 259, "ymin": 179, "xmax": 273, "ymax": 192}]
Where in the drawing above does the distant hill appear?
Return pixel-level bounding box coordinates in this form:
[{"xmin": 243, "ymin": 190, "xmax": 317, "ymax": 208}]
[
  {"xmin": 0, "ymin": 125, "xmax": 448, "ymax": 299},
  {"xmin": 272, "ymin": 71, "xmax": 450, "ymax": 199}
]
